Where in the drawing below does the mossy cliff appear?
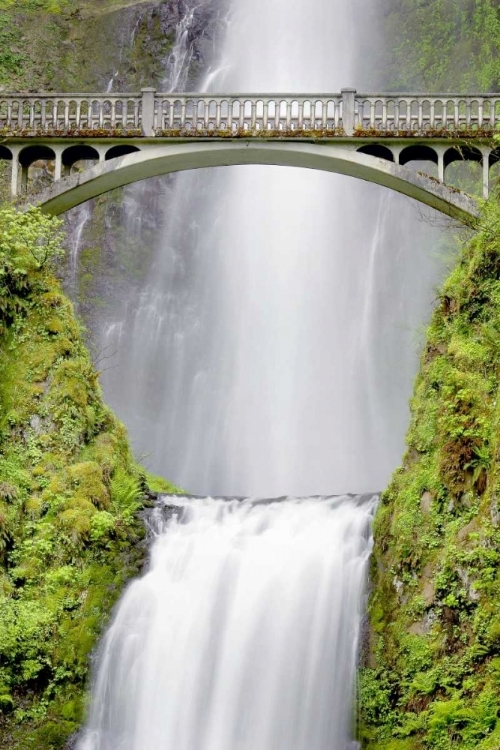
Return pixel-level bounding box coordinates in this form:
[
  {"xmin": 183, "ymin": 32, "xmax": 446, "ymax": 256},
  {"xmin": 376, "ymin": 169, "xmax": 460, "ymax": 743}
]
[
  {"xmin": 359, "ymin": 2, "xmax": 500, "ymax": 748},
  {"xmin": 360, "ymin": 203, "xmax": 500, "ymax": 749},
  {"xmin": 377, "ymin": 0, "xmax": 500, "ymax": 91},
  {"xmin": 0, "ymin": 206, "xmax": 180, "ymax": 749}
]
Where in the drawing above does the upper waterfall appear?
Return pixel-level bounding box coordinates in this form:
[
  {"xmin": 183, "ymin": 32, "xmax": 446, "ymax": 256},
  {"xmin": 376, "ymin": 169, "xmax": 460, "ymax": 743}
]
[{"xmin": 97, "ymin": 0, "xmax": 442, "ymax": 496}]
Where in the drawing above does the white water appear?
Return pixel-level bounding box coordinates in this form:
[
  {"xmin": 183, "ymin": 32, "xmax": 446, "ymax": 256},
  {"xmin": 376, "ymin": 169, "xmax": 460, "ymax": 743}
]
[
  {"xmin": 99, "ymin": 0, "xmax": 443, "ymax": 496},
  {"xmin": 73, "ymin": 3, "xmax": 445, "ymax": 744},
  {"xmin": 77, "ymin": 495, "xmax": 376, "ymax": 750}
]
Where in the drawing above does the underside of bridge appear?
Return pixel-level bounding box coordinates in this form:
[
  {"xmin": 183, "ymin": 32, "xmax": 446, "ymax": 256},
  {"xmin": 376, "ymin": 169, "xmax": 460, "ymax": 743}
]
[{"xmin": 18, "ymin": 141, "xmax": 479, "ymax": 223}]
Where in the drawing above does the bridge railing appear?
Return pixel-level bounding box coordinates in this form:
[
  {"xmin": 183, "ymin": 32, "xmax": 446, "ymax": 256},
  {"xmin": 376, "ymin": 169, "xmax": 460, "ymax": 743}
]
[
  {"xmin": 1, "ymin": 90, "xmax": 500, "ymax": 136},
  {"xmin": 356, "ymin": 95, "xmax": 500, "ymax": 133},
  {"xmin": 0, "ymin": 95, "xmax": 143, "ymax": 133}
]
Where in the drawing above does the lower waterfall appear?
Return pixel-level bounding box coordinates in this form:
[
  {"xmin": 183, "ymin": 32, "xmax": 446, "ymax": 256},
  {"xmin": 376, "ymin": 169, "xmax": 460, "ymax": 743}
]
[{"xmin": 77, "ymin": 495, "xmax": 376, "ymax": 750}]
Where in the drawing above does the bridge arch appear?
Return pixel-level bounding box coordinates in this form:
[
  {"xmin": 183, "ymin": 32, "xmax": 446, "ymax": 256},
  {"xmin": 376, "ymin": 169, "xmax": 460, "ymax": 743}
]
[
  {"xmin": 62, "ymin": 145, "xmax": 100, "ymax": 172},
  {"xmin": 399, "ymin": 145, "xmax": 438, "ymax": 166},
  {"xmin": 31, "ymin": 141, "xmax": 479, "ymax": 223},
  {"xmin": 105, "ymin": 144, "xmax": 141, "ymax": 161},
  {"xmin": 0, "ymin": 145, "xmax": 12, "ymax": 162},
  {"xmin": 20, "ymin": 144, "xmax": 56, "ymax": 169},
  {"xmin": 357, "ymin": 145, "xmax": 394, "ymax": 162}
]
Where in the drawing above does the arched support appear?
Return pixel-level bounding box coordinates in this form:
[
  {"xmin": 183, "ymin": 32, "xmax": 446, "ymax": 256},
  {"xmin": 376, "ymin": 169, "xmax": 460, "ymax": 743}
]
[
  {"xmin": 62, "ymin": 144, "xmax": 100, "ymax": 176},
  {"xmin": 30, "ymin": 142, "xmax": 480, "ymax": 224},
  {"xmin": 357, "ymin": 144, "xmax": 395, "ymax": 162},
  {"xmin": 19, "ymin": 145, "xmax": 56, "ymax": 194},
  {"xmin": 30, "ymin": 141, "xmax": 478, "ymax": 222},
  {"xmin": 399, "ymin": 144, "xmax": 438, "ymax": 166}
]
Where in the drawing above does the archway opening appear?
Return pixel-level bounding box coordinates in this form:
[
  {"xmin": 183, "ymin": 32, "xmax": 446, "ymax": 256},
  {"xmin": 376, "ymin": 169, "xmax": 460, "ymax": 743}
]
[
  {"xmin": 399, "ymin": 144, "xmax": 439, "ymax": 180},
  {"xmin": 19, "ymin": 145, "xmax": 56, "ymax": 194},
  {"xmin": 63, "ymin": 145, "xmax": 100, "ymax": 175},
  {"xmin": 444, "ymin": 145, "xmax": 483, "ymax": 197},
  {"xmin": 356, "ymin": 144, "xmax": 394, "ymax": 162},
  {"xmin": 105, "ymin": 145, "xmax": 141, "ymax": 161}
]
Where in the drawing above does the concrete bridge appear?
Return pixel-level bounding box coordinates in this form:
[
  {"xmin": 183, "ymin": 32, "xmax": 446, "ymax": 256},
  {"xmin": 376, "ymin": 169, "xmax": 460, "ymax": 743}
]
[{"xmin": 2, "ymin": 88, "xmax": 499, "ymax": 221}]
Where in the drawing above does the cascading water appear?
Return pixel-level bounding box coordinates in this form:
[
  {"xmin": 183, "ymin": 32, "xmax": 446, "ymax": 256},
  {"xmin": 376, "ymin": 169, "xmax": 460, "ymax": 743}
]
[
  {"xmin": 71, "ymin": 1, "xmax": 450, "ymax": 745},
  {"xmin": 99, "ymin": 0, "xmax": 443, "ymax": 496},
  {"xmin": 77, "ymin": 494, "xmax": 376, "ymax": 750}
]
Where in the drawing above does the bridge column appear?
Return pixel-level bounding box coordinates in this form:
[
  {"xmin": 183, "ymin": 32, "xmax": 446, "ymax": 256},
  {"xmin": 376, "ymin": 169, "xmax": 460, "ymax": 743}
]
[
  {"xmin": 10, "ymin": 147, "xmax": 20, "ymax": 197},
  {"xmin": 481, "ymin": 147, "xmax": 491, "ymax": 199},
  {"xmin": 54, "ymin": 147, "xmax": 63, "ymax": 183},
  {"xmin": 21, "ymin": 165, "xmax": 28, "ymax": 194},
  {"xmin": 142, "ymin": 88, "xmax": 157, "ymax": 137},
  {"xmin": 436, "ymin": 148, "xmax": 445, "ymax": 184},
  {"xmin": 341, "ymin": 89, "xmax": 356, "ymax": 136}
]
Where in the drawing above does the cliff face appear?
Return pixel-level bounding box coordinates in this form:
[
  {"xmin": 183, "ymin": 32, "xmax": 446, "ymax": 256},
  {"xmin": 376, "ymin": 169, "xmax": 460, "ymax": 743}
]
[
  {"xmin": 0, "ymin": 5, "xmax": 190, "ymax": 747},
  {"xmin": 0, "ymin": 206, "xmax": 181, "ymax": 750},
  {"xmin": 361, "ymin": 2, "xmax": 500, "ymax": 748},
  {"xmin": 361, "ymin": 201, "xmax": 500, "ymax": 750},
  {"xmin": 376, "ymin": 0, "xmax": 500, "ymax": 91}
]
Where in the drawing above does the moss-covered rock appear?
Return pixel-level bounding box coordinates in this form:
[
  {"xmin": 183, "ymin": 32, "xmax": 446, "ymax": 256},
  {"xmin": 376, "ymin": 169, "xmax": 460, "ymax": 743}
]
[
  {"xmin": 361, "ymin": 199, "xmax": 500, "ymax": 749},
  {"xmin": 0, "ymin": 206, "xmax": 181, "ymax": 749}
]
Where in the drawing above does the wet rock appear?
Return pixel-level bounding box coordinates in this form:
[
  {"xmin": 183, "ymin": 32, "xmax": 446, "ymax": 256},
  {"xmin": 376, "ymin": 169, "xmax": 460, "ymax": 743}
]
[{"xmin": 420, "ymin": 490, "xmax": 432, "ymax": 514}]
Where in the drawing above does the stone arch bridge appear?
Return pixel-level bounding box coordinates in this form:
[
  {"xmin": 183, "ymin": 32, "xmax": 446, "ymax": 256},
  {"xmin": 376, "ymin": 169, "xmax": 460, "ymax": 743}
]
[{"xmin": 2, "ymin": 88, "xmax": 500, "ymax": 222}]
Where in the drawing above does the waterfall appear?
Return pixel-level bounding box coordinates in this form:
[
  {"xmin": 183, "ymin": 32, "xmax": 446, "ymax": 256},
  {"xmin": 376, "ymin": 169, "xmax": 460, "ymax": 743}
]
[
  {"xmin": 99, "ymin": 0, "xmax": 443, "ymax": 496},
  {"xmin": 72, "ymin": 3, "xmax": 446, "ymax": 744},
  {"xmin": 77, "ymin": 494, "xmax": 376, "ymax": 750}
]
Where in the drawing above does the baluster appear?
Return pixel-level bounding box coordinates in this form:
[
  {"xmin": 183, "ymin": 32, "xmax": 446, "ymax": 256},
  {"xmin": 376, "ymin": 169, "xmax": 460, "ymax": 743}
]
[
  {"xmin": 64, "ymin": 100, "xmax": 69, "ymax": 130},
  {"xmin": 263, "ymin": 100, "xmax": 269, "ymax": 130},
  {"xmin": 298, "ymin": 100, "xmax": 304, "ymax": 129},
  {"xmin": 189, "ymin": 100, "xmax": 196, "ymax": 131},
  {"xmin": 370, "ymin": 100, "xmax": 376, "ymax": 128},
  {"xmin": 7, "ymin": 101, "xmax": 12, "ymax": 129},
  {"xmin": 227, "ymin": 99, "xmax": 233, "ymax": 130},
  {"xmin": 454, "ymin": 100, "xmax": 459, "ymax": 129},
  {"xmin": 393, "ymin": 99, "xmax": 400, "ymax": 132},
  {"xmin": 381, "ymin": 100, "xmax": 387, "ymax": 131},
  {"xmin": 239, "ymin": 100, "xmax": 245, "ymax": 129},
  {"xmin": 478, "ymin": 99, "xmax": 484, "ymax": 129},
  {"xmin": 204, "ymin": 99, "xmax": 210, "ymax": 129},
  {"xmin": 111, "ymin": 100, "xmax": 116, "ymax": 128},
  {"xmin": 41, "ymin": 100, "xmax": 46, "ymax": 130},
  {"xmin": 251, "ymin": 100, "xmax": 257, "ymax": 129},
  {"xmin": 318, "ymin": 100, "xmax": 325, "ymax": 129},
  {"xmin": 404, "ymin": 100, "xmax": 410, "ymax": 130},
  {"xmin": 430, "ymin": 99, "xmax": 435, "ymax": 129},
  {"xmin": 52, "ymin": 100, "xmax": 58, "ymax": 129},
  {"xmin": 18, "ymin": 99, "xmax": 24, "ymax": 130},
  {"xmin": 98, "ymin": 101, "xmax": 103, "ymax": 128},
  {"xmin": 216, "ymin": 100, "xmax": 221, "ymax": 129},
  {"xmin": 466, "ymin": 100, "xmax": 471, "ymax": 129},
  {"xmin": 286, "ymin": 100, "xmax": 292, "ymax": 129},
  {"xmin": 417, "ymin": 100, "xmax": 423, "ymax": 130}
]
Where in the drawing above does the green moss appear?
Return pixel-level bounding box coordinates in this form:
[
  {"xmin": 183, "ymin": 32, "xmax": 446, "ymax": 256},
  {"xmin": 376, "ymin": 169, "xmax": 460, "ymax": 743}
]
[
  {"xmin": 362, "ymin": 198, "xmax": 500, "ymax": 748},
  {"xmin": 0, "ymin": 207, "xmax": 181, "ymax": 749}
]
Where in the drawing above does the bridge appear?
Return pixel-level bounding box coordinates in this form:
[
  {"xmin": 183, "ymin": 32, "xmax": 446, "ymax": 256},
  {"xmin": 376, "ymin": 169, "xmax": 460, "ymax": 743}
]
[{"xmin": 2, "ymin": 88, "xmax": 499, "ymax": 221}]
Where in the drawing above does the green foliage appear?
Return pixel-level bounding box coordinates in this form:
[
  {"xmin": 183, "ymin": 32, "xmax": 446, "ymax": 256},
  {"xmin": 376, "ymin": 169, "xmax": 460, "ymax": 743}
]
[
  {"xmin": 379, "ymin": 0, "xmax": 500, "ymax": 91},
  {"xmin": 0, "ymin": 207, "xmax": 181, "ymax": 749},
  {"xmin": 362, "ymin": 197, "xmax": 500, "ymax": 748}
]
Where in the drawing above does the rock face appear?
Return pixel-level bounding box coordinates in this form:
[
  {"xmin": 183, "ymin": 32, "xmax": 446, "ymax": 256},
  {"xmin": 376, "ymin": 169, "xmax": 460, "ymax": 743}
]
[{"xmin": 360, "ymin": 200, "xmax": 500, "ymax": 749}]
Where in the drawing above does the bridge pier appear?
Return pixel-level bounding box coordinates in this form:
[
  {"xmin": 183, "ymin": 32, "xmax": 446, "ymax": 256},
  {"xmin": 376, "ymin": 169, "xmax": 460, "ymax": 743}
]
[
  {"xmin": 481, "ymin": 147, "xmax": 491, "ymax": 199},
  {"xmin": 10, "ymin": 147, "xmax": 20, "ymax": 198}
]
